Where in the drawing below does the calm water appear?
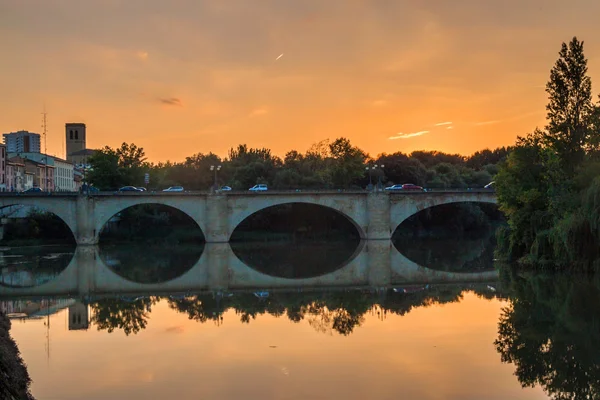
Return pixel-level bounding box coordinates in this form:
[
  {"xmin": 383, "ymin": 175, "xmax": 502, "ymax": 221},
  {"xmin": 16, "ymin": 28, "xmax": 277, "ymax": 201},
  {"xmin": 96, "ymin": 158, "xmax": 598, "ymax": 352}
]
[{"xmin": 1, "ymin": 240, "xmax": 597, "ymax": 399}]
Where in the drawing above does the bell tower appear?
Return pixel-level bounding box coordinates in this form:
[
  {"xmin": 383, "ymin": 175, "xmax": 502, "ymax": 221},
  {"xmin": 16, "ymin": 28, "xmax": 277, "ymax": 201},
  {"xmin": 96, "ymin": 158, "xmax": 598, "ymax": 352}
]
[{"xmin": 65, "ymin": 123, "xmax": 86, "ymax": 163}]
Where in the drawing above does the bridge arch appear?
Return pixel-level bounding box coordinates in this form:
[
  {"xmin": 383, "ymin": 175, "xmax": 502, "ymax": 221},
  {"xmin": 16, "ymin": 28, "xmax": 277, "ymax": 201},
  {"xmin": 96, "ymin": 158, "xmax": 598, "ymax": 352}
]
[
  {"xmin": 227, "ymin": 194, "xmax": 368, "ymax": 241},
  {"xmin": 389, "ymin": 192, "xmax": 497, "ymax": 235},
  {"xmin": 0, "ymin": 197, "xmax": 78, "ymax": 239},
  {"xmin": 93, "ymin": 196, "xmax": 207, "ymax": 242}
]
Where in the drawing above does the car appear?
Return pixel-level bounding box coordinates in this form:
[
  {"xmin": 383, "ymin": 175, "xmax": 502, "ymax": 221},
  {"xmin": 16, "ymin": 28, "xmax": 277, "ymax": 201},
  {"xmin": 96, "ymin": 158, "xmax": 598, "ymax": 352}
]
[
  {"xmin": 384, "ymin": 184, "xmax": 404, "ymax": 191},
  {"xmin": 401, "ymin": 184, "xmax": 424, "ymax": 191},
  {"xmin": 163, "ymin": 186, "xmax": 184, "ymax": 192},
  {"xmin": 484, "ymin": 181, "xmax": 495, "ymax": 189},
  {"xmin": 23, "ymin": 187, "xmax": 43, "ymax": 193},
  {"xmin": 118, "ymin": 186, "xmax": 143, "ymax": 192},
  {"xmin": 249, "ymin": 184, "xmax": 268, "ymax": 191},
  {"xmin": 137, "ymin": 187, "xmax": 147, "ymax": 191},
  {"xmin": 220, "ymin": 186, "xmax": 232, "ymax": 191}
]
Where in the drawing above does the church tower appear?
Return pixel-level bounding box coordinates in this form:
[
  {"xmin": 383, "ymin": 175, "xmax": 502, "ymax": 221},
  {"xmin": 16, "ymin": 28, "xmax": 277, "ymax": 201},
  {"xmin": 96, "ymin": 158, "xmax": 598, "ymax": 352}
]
[{"xmin": 65, "ymin": 123, "xmax": 86, "ymax": 163}]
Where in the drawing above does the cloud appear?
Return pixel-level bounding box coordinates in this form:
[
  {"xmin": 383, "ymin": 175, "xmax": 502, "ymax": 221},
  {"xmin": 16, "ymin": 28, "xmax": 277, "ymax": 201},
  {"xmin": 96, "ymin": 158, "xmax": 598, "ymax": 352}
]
[
  {"xmin": 159, "ymin": 97, "xmax": 183, "ymax": 106},
  {"xmin": 435, "ymin": 121, "xmax": 452, "ymax": 126},
  {"xmin": 135, "ymin": 50, "xmax": 149, "ymax": 60},
  {"xmin": 389, "ymin": 130, "xmax": 429, "ymax": 140},
  {"xmin": 165, "ymin": 326, "xmax": 185, "ymax": 334},
  {"xmin": 371, "ymin": 100, "xmax": 387, "ymax": 107},
  {"xmin": 474, "ymin": 120, "xmax": 501, "ymax": 126},
  {"xmin": 249, "ymin": 108, "xmax": 269, "ymax": 117},
  {"xmin": 447, "ymin": 126, "xmax": 453, "ymax": 130},
  {"xmin": 276, "ymin": 53, "xmax": 284, "ymax": 61}
]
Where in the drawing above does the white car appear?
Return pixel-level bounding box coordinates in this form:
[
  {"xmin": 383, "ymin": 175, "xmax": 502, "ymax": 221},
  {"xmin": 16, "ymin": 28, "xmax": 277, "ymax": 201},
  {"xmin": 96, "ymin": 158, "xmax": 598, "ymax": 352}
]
[
  {"xmin": 249, "ymin": 184, "xmax": 268, "ymax": 191},
  {"xmin": 220, "ymin": 186, "xmax": 232, "ymax": 191},
  {"xmin": 163, "ymin": 186, "xmax": 184, "ymax": 192},
  {"xmin": 384, "ymin": 184, "xmax": 403, "ymax": 191}
]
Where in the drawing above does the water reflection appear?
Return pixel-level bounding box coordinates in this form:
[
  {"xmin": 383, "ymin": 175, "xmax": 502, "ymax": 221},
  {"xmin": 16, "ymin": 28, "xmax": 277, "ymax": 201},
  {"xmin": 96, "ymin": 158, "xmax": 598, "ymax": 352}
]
[
  {"xmin": 230, "ymin": 240, "xmax": 361, "ymax": 278},
  {"xmin": 393, "ymin": 231, "xmax": 497, "ymax": 272},
  {"xmin": 85, "ymin": 283, "xmax": 503, "ymax": 336},
  {"xmin": 98, "ymin": 244, "xmax": 204, "ymax": 284},
  {"xmin": 0, "ymin": 245, "xmax": 75, "ymax": 288},
  {"xmin": 495, "ymin": 268, "xmax": 600, "ymax": 400}
]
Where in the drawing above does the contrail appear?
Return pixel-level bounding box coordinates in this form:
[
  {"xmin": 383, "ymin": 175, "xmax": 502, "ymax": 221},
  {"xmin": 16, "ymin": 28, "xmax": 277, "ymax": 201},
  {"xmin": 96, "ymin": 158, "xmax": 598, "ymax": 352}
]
[{"xmin": 276, "ymin": 53, "xmax": 284, "ymax": 61}]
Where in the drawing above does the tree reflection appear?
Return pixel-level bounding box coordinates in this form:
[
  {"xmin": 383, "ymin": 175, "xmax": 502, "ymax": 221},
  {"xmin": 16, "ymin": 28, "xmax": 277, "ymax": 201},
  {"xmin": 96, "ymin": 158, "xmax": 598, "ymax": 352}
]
[
  {"xmin": 90, "ymin": 297, "xmax": 158, "ymax": 335},
  {"xmin": 87, "ymin": 284, "xmax": 504, "ymax": 336},
  {"xmin": 495, "ymin": 269, "xmax": 600, "ymax": 400},
  {"xmin": 166, "ymin": 284, "xmax": 502, "ymax": 336}
]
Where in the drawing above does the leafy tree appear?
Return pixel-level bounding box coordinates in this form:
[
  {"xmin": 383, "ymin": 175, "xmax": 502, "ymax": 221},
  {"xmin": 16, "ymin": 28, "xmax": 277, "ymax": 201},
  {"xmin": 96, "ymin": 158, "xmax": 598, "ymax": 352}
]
[
  {"xmin": 495, "ymin": 37, "xmax": 600, "ymax": 269},
  {"xmin": 545, "ymin": 37, "xmax": 594, "ymax": 169},
  {"xmin": 87, "ymin": 142, "xmax": 147, "ymax": 189}
]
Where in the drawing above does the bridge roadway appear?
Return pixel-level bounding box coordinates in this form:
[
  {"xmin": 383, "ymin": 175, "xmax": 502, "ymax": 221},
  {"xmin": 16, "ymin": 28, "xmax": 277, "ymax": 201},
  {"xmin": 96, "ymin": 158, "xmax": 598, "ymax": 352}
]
[
  {"xmin": 0, "ymin": 190, "xmax": 496, "ymax": 245},
  {"xmin": 0, "ymin": 241, "xmax": 498, "ymax": 298}
]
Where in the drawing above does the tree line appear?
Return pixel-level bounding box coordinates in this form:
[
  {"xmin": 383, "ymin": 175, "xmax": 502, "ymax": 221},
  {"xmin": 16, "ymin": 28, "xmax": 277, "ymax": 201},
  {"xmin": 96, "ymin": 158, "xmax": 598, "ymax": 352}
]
[
  {"xmin": 87, "ymin": 138, "xmax": 510, "ymax": 191},
  {"xmin": 495, "ymin": 37, "xmax": 600, "ymax": 270}
]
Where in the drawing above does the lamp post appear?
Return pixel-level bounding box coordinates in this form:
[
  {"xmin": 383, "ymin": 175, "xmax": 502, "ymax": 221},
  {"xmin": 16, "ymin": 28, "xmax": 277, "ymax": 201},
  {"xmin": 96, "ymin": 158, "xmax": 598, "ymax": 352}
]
[
  {"xmin": 210, "ymin": 165, "xmax": 221, "ymax": 190},
  {"xmin": 365, "ymin": 164, "xmax": 385, "ymax": 191}
]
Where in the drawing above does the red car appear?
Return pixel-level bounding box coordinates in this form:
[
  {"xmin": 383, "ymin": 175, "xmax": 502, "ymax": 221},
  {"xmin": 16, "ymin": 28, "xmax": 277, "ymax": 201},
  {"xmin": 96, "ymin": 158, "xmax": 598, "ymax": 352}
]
[{"xmin": 401, "ymin": 183, "xmax": 424, "ymax": 191}]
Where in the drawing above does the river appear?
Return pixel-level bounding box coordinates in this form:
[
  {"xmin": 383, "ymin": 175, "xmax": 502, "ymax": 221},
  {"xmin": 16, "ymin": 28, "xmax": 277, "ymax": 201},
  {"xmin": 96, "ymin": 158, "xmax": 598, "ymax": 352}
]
[{"xmin": 0, "ymin": 238, "xmax": 594, "ymax": 399}]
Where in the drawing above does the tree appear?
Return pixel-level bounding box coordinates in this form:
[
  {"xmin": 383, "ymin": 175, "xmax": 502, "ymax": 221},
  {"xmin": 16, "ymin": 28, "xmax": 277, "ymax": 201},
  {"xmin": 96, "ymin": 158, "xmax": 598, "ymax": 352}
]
[
  {"xmin": 545, "ymin": 37, "xmax": 594, "ymax": 169},
  {"xmin": 87, "ymin": 142, "xmax": 147, "ymax": 189},
  {"xmin": 328, "ymin": 137, "xmax": 368, "ymax": 188}
]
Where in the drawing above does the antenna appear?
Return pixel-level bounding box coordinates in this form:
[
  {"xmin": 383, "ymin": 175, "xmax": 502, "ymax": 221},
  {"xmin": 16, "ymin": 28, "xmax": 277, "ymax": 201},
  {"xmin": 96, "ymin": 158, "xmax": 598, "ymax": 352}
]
[{"xmin": 41, "ymin": 107, "xmax": 49, "ymax": 190}]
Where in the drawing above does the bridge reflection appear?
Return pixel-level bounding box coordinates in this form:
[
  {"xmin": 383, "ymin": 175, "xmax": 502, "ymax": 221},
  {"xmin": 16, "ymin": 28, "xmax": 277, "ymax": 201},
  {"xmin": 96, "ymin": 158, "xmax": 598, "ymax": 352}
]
[{"xmin": 0, "ymin": 241, "xmax": 499, "ymax": 298}]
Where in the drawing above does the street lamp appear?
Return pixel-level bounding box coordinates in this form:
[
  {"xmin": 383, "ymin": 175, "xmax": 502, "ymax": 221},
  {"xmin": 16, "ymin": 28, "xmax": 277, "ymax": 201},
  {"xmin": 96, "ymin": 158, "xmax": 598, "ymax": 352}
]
[
  {"xmin": 210, "ymin": 165, "xmax": 222, "ymax": 190},
  {"xmin": 365, "ymin": 164, "xmax": 385, "ymax": 190}
]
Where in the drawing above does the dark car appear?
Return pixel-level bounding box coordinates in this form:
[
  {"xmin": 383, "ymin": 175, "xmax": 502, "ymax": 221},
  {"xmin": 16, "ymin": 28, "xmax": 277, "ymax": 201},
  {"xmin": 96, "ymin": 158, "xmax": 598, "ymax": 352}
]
[
  {"xmin": 23, "ymin": 187, "xmax": 43, "ymax": 193},
  {"xmin": 401, "ymin": 184, "xmax": 425, "ymax": 191},
  {"xmin": 118, "ymin": 186, "xmax": 143, "ymax": 192}
]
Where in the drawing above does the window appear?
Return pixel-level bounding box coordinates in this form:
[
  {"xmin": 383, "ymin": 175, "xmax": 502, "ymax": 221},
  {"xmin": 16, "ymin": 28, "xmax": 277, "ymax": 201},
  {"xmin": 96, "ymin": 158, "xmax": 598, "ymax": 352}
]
[
  {"xmin": 75, "ymin": 130, "xmax": 78, "ymax": 140},
  {"xmin": 70, "ymin": 130, "xmax": 73, "ymax": 140}
]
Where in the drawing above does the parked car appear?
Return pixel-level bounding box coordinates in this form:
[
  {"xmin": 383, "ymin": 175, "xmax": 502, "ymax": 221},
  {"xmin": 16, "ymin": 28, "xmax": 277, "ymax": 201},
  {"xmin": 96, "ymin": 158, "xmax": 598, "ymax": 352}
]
[
  {"xmin": 23, "ymin": 187, "xmax": 43, "ymax": 193},
  {"xmin": 118, "ymin": 186, "xmax": 143, "ymax": 192},
  {"xmin": 220, "ymin": 186, "xmax": 232, "ymax": 191},
  {"xmin": 163, "ymin": 186, "xmax": 184, "ymax": 192},
  {"xmin": 384, "ymin": 184, "xmax": 404, "ymax": 191},
  {"xmin": 137, "ymin": 187, "xmax": 147, "ymax": 191},
  {"xmin": 249, "ymin": 184, "xmax": 268, "ymax": 191},
  {"xmin": 400, "ymin": 184, "xmax": 424, "ymax": 191},
  {"xmin": 484, "ymin": 181, "xmax": 495, "ymax": 189}
]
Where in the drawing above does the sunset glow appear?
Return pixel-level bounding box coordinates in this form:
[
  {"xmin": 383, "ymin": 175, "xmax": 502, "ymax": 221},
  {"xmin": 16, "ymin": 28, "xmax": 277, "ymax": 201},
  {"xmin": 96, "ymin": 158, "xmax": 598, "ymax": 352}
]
[{"xmin": 2, "ymin": 1, "xmax": 600, "ymax": 161}]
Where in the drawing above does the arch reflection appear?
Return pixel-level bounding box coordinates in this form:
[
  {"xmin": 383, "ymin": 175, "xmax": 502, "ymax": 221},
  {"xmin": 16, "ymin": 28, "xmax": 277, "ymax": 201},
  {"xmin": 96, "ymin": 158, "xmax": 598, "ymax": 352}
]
[
  {"xmin": 98, "ymin": 244, "xmax": 204, "ymax": 284},
  {"xmin": 230, "ymin": 240, "xmax": 362, "ymax": 279},
  {"xmin": 0, "ymin": 245, "xmax": 75, "ymax": 288},
  {"xmin": 393, "ymin": 202, "xmax": 503, "ymax": 273}
]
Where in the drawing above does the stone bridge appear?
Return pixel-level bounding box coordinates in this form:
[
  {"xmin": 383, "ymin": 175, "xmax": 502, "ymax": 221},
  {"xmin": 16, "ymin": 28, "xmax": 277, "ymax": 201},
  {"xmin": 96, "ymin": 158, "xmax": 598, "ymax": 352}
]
[
  {"xmin": 0, "ymin": 191, "xmax": 496, "ymax": 245},
  {"xmin": 0, "ymin": 241, "xmax": 499, "ymax": 298}
]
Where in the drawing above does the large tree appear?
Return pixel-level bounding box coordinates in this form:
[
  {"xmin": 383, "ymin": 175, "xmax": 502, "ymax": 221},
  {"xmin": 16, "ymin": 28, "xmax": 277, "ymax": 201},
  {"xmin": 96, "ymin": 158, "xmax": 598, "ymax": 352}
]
[{"xmin": 545, "ymin": 37, "xmax": 594, "ymax": 169}]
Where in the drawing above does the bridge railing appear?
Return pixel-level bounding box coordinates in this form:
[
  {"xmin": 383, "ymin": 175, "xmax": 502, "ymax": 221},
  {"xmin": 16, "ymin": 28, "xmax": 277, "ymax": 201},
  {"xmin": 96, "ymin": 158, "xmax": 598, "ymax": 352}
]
[{"xmin": 0, "ymin": 188, "xmax": 496, "ymax": 197}]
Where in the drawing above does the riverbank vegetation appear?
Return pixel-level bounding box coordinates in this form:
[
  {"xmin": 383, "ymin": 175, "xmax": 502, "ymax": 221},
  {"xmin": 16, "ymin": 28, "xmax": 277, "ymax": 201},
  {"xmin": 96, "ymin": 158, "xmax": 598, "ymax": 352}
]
[
  {"xmin": 495, "ymin": 37, "xmax": 600, "ymax": 270},
  {"xmin": 0, "ymin": 312, "xmax": 34, "ymax": 400},
  {"xmin": 87, "ymin": 139, "xmax": 510, "ymax": 192}
]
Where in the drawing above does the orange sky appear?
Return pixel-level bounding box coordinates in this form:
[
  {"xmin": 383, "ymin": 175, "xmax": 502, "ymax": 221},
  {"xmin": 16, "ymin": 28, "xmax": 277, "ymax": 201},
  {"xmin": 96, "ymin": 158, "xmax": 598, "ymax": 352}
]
[{"xmin": 2, "ymin": 0, "xmax": 600, "ymax": 162}]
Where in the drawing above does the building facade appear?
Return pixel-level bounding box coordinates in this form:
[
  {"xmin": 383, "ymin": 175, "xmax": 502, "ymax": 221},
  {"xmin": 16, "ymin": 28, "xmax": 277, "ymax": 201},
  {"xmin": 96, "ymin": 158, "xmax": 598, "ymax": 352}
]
[
  {"xmin": 0, "ymin": 144, "xmax": 6, "ymax": 191},
  {"xmin": 6, "ymin": 157, "xmax": 25, "ymax": 192},
  {"xmin": 53, "ymin": 157, "xmax": 75, "ymax": 192},
  {"xmin": 2, "ymin": 131, "xmax": 41, "ymax": 153}
]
